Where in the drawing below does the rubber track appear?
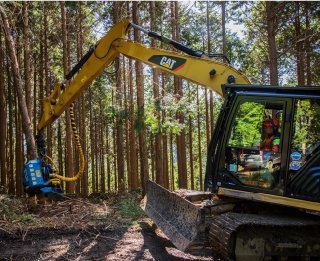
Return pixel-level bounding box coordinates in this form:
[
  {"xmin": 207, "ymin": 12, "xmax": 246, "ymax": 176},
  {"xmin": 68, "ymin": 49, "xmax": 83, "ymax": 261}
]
[{"xmin": 208, "ymin": 212, "xmax": 320, "ymax": 260}]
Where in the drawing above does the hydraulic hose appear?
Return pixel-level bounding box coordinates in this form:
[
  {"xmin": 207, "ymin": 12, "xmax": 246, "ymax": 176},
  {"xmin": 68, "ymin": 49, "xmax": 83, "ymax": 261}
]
[{"xmin": 49, "ymin": 103, "xmax": 85, "ymax": 182}]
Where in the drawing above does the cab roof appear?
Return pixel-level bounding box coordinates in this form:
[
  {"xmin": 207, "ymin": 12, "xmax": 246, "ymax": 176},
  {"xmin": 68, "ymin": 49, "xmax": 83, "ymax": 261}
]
[{"xmin": 223, "ymin": 84, "xmax": 320, "ymax": 98}]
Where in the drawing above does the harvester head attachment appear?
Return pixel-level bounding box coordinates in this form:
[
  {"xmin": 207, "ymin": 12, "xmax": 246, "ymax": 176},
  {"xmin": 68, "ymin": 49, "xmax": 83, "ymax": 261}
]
[{"xmin": 143, "ymin": 181, "xmax": 205, "ymax": 252}]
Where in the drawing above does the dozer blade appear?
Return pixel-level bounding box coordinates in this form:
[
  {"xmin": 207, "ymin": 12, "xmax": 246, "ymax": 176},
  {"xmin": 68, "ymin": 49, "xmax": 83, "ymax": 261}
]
[{"xmin": 143, "ymin": 180, "xmax": 205, "ymax": 252}]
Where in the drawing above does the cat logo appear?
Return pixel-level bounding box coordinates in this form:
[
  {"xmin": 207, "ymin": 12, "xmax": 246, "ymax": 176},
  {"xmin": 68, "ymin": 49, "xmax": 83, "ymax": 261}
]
[
  {"xmin": 160, "ymin": 56, "xmax": 177, "ymax": 69},
  {"xmin": 148, "ymin": 55, "xmax": 186, "ymax": 72}
]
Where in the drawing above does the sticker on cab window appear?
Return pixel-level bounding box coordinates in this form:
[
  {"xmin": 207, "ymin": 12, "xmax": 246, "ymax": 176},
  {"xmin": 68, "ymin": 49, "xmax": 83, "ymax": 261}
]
[
  {"xmin": 290, "ymin": 160, "xmax": 301, "ymax": 171},
  {"xmin": 290, "ymin": 151, "xmax": 302, "ymax": 161}
]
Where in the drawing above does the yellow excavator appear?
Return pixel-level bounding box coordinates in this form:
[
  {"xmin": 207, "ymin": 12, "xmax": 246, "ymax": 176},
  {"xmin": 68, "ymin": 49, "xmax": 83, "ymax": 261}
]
[{"xmin": 23, "ymin": 20, "xmax": 320, "ymax": 260}]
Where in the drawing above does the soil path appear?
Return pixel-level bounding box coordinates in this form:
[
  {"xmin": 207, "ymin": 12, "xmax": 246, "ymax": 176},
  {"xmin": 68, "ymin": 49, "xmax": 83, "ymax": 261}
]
[{"xmin": 0, "ymin": 219, "xmax": 213, "ymax": 260}]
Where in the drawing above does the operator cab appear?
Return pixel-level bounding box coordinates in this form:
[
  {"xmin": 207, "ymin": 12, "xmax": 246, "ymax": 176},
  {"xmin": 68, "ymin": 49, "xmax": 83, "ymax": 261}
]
[
  {"xmin": 226, "ymin": 102, "xmax": 282, "ymax": 189},
  {"xmin": 208, "ymin": 85, "xmax": 320, "ymax": 205}
]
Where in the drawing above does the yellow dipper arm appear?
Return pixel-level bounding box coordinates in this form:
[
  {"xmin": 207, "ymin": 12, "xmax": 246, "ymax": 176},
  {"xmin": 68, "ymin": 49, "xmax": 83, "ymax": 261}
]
[{"xmin": 38, "ymin": 19, "xmax": 250, "ymax": 131}]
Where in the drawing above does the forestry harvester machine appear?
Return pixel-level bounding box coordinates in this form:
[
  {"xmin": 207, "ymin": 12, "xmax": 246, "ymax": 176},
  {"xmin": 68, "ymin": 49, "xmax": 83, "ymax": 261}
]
[{"xmin": 22, "ymin": 20, "xmax": 320, "ymax": 260}]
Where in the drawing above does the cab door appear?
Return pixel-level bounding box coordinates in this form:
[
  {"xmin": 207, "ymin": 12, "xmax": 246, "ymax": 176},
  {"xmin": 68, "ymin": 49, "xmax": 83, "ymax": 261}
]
[
  {"xmin": 216, "ymin": 94, "xmax": 292, "ymax": 195},
  {"xmin": 286, "ymin": 97, "xmax": 320, "ymax": 202}
]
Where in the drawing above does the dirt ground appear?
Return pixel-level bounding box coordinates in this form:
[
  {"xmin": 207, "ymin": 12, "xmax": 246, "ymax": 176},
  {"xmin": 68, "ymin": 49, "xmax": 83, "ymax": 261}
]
[{"xmin": 0, "ymin": 194, "xmax": 213, "ymax": 261}]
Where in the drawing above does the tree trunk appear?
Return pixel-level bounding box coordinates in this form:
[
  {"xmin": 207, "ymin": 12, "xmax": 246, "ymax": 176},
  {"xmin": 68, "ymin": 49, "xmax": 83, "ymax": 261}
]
[
  {"xmin": 123, "ymin": 56, "xmax": 131, "ymax": 191},
  {"xmin": 197, "ymin": 86, "xmax": 203, "ymax": 190},
  {"xmin": 150, "ymin": 1, "xmax": 163, "ymax": 186},
  {"xmin": 133, "ymin": 2, "xmax": 149, "ymax": 195},
  {"xmin": 114, "ymin": 2, "xmax": 125, "ymax": 192},
  {"xmin": 305, "ymin": 2, "xmax": 312, "ymax": 86},
  {"xmin": 188, "ymin": 84, "xmax": 194, "ymax": 190},
  {"xmin": 221, "ymin": 2, "xmax": 227, "ymax": 57},
  {"xmin": 161, "ymin": 73, "xmax": 169, "ymax": 189},
  {"xmin": 0, "ymin": 30, "xmax": 7, "ymax": 191},
  {"xmin": 0, "ymin": 6, "xmax": 37, "ymax": 160},
  {"xmin": 60, "ymin": 2, "xmax": 74, "ymax": 193},
  {"xmin": 169, "ymin": 131, "xmax": 175, "ymax": 191},
  {"xmin": 106, "ymin": 124, "xmax": 111, "ymax": 192},
  {"xmin": 7, "ymin": 50, "xmax": 14, "ymax": 195},
  {"xmin": 266, "ymin": 2, "xmax": 279, "ymax": 85},
  {"xmin": 22, "ymin": 2, "xmax": 32, "ymax": 120},
  {"xmin": 128, "ymin": 57, "xmax": 139, "ymax": 190},
  {"xmin": 44, "ymin": 5, "xmax": 52, "ymax": 158},
  {"xmin": 172, "ymin": 2, "xmax": 187, "ymax": 189},
  {"xmin": 295, "ymin": 2, "xmax": 305, "ymax": 86}
]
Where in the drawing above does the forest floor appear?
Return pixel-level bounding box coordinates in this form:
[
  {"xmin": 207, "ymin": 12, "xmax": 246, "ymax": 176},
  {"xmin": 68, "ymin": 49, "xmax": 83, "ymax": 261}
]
[{"xmin": 0, "ymin": 192, "xmax": 213, "ymax": 261}]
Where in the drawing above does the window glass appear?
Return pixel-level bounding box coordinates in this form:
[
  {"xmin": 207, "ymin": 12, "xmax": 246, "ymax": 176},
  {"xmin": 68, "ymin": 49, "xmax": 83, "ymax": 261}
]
[
  {"xmin": 225, "ymin": 101, "xmax": 283, "ymax": 189},
  {"xmin": 290, "ymin": 99, "xmax": 320, "ymax": 174}
]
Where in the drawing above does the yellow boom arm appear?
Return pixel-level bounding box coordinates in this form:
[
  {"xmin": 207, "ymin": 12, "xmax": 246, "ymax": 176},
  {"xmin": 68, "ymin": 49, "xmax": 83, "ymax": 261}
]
[{"xmin": 38, "ymin": 19, "xmax": 250, "ymax": 131}]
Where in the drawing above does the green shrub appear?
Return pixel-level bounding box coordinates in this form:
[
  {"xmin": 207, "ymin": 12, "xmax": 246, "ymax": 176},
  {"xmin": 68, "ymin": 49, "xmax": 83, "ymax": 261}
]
[{"xmin": 119, "ymin": 197, "xmax": 144, "ymax": 221}]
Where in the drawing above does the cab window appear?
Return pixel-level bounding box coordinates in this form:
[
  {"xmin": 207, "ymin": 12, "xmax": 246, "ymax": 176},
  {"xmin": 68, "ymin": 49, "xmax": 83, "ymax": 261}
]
[
  {"xmin": 289, "ymin": 99, "xmax": 320, "ymax": 175},
  {"xmin": 226, "ymin": 101, "xmax": 283, "ymax": 189}
]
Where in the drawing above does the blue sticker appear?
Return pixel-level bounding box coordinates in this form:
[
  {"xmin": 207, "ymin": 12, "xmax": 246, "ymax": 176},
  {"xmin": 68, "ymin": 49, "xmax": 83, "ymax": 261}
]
[
  {"xmin": 291, "ymin": 151, "xmax": 302, "ymax": 161},
  {"xmin": 290, "ymin": 160, "xmax": 301, "ymax": 171},
  {"xmin": 228, "ymin": 164, "xmax": 238, "ymax": 173}
]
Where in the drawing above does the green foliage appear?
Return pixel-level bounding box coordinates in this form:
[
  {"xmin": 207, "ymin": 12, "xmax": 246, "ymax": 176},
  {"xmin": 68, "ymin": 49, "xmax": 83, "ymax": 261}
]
[
  {"xmin": 0, "ymin": 196, "xmax": 37, "ymax": 225},
  {"xmin": 229, "ymin": 102, "xmax": 264, "ymax": 147},
  {"xmin": 119, "ymin": 197, "xmax": 145, "ymax": 221},
  {"xmin": 292, "ymin": 100, "xmax": 320, "ymax": 152}
]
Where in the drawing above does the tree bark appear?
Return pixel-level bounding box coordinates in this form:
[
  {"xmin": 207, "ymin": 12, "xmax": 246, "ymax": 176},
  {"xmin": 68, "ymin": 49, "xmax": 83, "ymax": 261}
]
[
  {"xmin": 128, "ymin": 58, "xmax": 139, "ymax": 190},
  {"xmin": 22, "ymin": 2, "xmax": 32, "ymax": 120},
  {"xmin": 266, "ymin": 2, "xmax": 279, "ymax": 85},
  {"xmin": 295, "ymin": 2, "xmax": 305, "ymax": 86},
  {"xmin": 0, "ymin": 30, "xmax": 7, "ymax": 191},
  {"xmin": 197, "ymin": 86, "xmax": 203, "ymax": 190},
  {"xmin": 305, "ymin": 3, "xmax": 312, "ymax": 85},
  {"xmin": 60, "ymin": 2, "xmax": 74, "ymax": 193},
  {"xmin": 150, "ymin": 1, "xmax": 163, "ymax": 186},
  {"xmin": 172, "ymin": 2, "xmax": 187, "ymax": 189},
  {"xmin": 0, "ymin": 6, "xmax": 37, "ymax": 160},
  {"xmin": 221, "ymin": 2, "xmax": 227, "ymax": 56},
  {"xmin": 161, "ymin": 73, "xmax": 169, "ymax": 189},
  {"xmin": 114, "ymin": 2, "xmax": 125, "ymax": 192},
  {"xmin": 133, "ymin": 2, "xmax": 149, "ymax": 195}
]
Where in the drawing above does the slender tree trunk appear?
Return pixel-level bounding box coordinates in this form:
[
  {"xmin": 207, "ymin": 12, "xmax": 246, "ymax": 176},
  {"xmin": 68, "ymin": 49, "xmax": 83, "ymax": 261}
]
[
  {"xmin": 113, "ymin": 2, "xmax": 125, "ymax": 192},
  {"xmin": 295, "ymin": 2, "xmax": 305, "ymax": 86},
  {"xmin": 0, "ymin": 6, "xmax": 37, "ymax": 160},
  {"xmin": 77, "ymin": 2, "xmax": 88, "ymax": 196},
  {"xmin": 22, "ymin": 2, "xmax": 32, "ymax": 120},
  {"xmin": 221, "ymin": 2, "xmax": 227, "ymax": 57},
  {"xmin": 169, "ymin": 131, "xmax": 175, "ymax": 191},
  {"xmin": 266, "ymin": 2, "xmax": 279, "ymax": 85},
  {"xmin": 207, "ymin": 1, "xmax": 214, "ymax": 136},
  {"xmin": 128, "ymin": 58, "xmax": 139, "ymax": 190},
  {"xmin": 305, "ymin": 3, "xmax": 312, "ymax": 85},
  {"xmin": 61, "ymin": 2, "xmax": 74, "ymax": 193},
  {"xmin": 44, "ymin": 5, "xmax": 52, "ymax": 157},
  {"xmin": 133, "ymin": 2, "xmax": 149, "ymax": 195},
  {"xmin": 106, "ymin": 124, "xmax": 111, "ymax": 192},
  {"xmin": 171, "ymin": 2, "xmax": 187, "ymax": 189},
  {"xmin": 197, "ymin": 86, "xmax": 203, "ymax": 190},
  {"xmin": 89, "ymin": 87, "xmax": 95, "ymax": 193},
  {"xmin": 33, "ymin": 60, "xmax": 37, "ymax": 136},
  {"xmin": 161, "ymin": 73, "xmax": 169, "ymax": 189},
  {"xmin": 100, "ymin": 108, "xmax": 105, "ymax": 193},
  {"xmin": 113, "ymin": 121, "xmax": 117, "ymax": 191},
  {"xmin": 188, "ymin": 84, "xmax": 194, "ymax": 190},
  {"xmin": 94, "ymin": 120, "xmax": 99, "ymax": 192},
  {"xmin": 15, "ymin": 99, "xmax": 23, "ymax": 196},
  {"xmin": 123, "ymin": 56, "xmax": 131, "ymax": 191},
  {"xmin": 150, "ymin": 1, "xmax": 163, "ymax": 186},
  {"xmin": 7, "ymin": 51, "xmax": 14, "ymax": 194},
  {"xmin": 0, "ymin": 31, "xmax": 7, "ymax": 191},
  {"xmin": 15, "ymin": 36, "xmax": 23, "ymax": 196}
]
